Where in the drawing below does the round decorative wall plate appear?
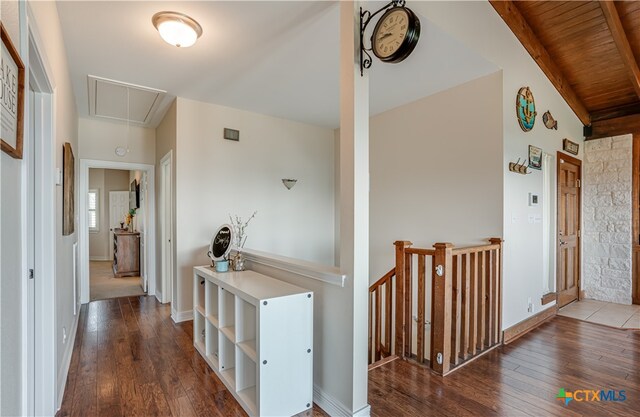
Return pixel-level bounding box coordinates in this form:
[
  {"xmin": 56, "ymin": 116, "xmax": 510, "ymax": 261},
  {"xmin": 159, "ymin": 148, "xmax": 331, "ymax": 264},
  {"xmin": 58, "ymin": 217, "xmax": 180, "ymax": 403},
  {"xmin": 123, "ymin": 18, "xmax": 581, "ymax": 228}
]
[{"xmin": 516, "ymin": 86, "xmax": 537, "ymax": 132}]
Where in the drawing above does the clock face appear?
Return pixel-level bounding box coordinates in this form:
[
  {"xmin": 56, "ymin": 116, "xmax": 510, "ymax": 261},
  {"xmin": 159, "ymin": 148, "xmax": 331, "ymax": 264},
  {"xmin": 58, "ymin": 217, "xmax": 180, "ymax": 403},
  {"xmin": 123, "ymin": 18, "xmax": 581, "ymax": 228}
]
[
  {"xmin": 115, "ymin": 146, "xmax": 127, "ymax": 157},
  {"xmin": 371, "ymin": 7, "xmax": 420, "ymax": 63},
  {"xmin": 373, "ymin": 9, "xmax": 409, "ymax": 59}
]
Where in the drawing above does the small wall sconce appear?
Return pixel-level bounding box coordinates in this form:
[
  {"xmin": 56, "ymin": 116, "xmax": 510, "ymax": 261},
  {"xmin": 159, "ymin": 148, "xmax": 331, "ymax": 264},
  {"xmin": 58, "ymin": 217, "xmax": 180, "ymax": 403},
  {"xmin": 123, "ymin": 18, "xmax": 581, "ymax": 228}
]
[{"xmin": 282, "ymin": 179, "xmax": 297, "ymax": 190}]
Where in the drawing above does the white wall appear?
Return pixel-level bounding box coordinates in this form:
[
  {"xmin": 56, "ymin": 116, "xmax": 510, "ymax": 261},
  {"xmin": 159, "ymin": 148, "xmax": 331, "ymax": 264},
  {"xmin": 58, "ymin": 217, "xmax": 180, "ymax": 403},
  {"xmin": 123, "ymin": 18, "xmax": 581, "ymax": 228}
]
[
  {"xmin": 88, "ymin": 169, "xmax": 130, "ymax": 260},
  {"xmin": 583, "ymin": 135, "xmax": 633, "ymax": 304},
  {"xmin": 370, "ymin": 72, "xmax": 504, "ymax": 282},
  {"xmin": 78, "ymin": 117, "xmax": 156, "ymax": 165},
  {"xmin": 1, "ymin": 2, "xmax": 24, "ymax": 414},
  {"xmin": 174, "ymin": 97, "xmax": 336, "ymax": 314},
  {"xmin": 416, "ymin": 1, "xmax": 584, "ymax": 329}
]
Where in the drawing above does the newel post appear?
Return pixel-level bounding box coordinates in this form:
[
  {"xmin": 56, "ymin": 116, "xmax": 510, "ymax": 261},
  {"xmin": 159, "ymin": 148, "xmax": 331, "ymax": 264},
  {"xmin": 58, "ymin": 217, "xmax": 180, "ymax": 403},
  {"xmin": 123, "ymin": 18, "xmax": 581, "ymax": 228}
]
[
  {"xmin": 489, "ymin": 238, "xmax": 504, "ymax": 343},
  {"xmin": 431, "ymin": 242, "xmax": 454, "ymax": 375},
  {"xmin": 394, "ymin": 240, "xmax": 412, "ymax": 358}
]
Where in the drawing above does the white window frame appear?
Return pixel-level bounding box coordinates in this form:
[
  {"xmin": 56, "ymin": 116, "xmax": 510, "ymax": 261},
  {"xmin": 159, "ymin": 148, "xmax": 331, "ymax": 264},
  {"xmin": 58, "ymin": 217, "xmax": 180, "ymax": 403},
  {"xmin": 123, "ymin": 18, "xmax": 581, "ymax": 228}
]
[{"xmin": 88, "ymin": 188, "xmax": 100, "ymax": 233}]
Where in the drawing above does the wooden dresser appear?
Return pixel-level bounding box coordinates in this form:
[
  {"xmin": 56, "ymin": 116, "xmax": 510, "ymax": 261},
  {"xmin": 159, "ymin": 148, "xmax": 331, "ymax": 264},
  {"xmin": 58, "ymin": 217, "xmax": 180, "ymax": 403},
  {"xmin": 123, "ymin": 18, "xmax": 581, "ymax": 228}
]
[{"xmin": 113, "ymin": 229, "xmax": 140, "ymax": 277}]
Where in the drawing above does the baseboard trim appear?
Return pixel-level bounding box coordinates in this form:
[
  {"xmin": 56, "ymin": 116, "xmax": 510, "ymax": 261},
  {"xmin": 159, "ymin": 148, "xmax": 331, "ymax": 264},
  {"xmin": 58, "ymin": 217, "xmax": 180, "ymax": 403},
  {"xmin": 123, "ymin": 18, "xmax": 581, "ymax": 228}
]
[
  {"xmin": 313, "ymin": 385, "xmax": 370, "ymax": 417},
  {"xmin": 89, "ymin": 256, "xmax": 111, "ymax": 261},
  {"xmin": 172, "ymin": 310, "xmax": 193, "ymax": 323},
  {"xmin": 56, "ymin": 311, "xmax": 80, "ymax": 409},
  {"xmin": 503, "ymin": 306, "xmax": 557, "ymax": 344},
  {"xmin": 155, "ymin": 291, "xmax": 163, "ymax": 304}
]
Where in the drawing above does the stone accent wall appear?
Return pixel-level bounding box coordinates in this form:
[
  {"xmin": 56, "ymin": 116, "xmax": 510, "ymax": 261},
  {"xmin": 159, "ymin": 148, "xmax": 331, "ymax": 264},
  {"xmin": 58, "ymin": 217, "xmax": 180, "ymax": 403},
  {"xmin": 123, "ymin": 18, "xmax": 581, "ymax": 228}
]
[{"xmin": 583, "ymin": 134, "xmax": 633, "ymax": 304}]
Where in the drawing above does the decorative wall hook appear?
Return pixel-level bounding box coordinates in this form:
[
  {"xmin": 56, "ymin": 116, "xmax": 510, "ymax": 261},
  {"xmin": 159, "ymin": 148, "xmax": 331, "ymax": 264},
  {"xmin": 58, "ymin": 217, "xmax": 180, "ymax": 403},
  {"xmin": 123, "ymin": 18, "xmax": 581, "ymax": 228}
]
[{"xmin": 508, "ymin": 158, "xmax": 531, "ymax": 175}]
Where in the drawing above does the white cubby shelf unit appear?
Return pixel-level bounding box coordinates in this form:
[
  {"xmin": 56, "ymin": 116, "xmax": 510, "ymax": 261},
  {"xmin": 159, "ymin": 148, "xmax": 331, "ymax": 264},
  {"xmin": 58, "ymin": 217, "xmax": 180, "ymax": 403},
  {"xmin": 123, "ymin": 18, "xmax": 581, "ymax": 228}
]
[{"xmin": 193, "ymin": 267, "xmax": 313, "ymax": 417}]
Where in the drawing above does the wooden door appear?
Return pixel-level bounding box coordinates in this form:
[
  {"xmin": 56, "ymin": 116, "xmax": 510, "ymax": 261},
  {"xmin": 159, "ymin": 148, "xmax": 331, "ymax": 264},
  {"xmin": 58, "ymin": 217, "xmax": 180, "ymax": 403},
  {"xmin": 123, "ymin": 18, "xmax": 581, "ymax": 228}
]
[
  {"xmin": 557, "ymin": 153, "xmax": 581, "ymax": 307},
  {"xmin": 109, "ymin": 191, "xmax": 130, "ymax": 261}
]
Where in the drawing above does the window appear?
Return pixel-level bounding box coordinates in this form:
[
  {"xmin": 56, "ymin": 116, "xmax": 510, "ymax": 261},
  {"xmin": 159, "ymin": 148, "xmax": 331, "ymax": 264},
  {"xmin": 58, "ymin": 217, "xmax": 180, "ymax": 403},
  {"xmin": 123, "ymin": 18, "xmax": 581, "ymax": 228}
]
[{"xmin": 88, "ymin": 189, "xmax": 99, "ymax": 232}]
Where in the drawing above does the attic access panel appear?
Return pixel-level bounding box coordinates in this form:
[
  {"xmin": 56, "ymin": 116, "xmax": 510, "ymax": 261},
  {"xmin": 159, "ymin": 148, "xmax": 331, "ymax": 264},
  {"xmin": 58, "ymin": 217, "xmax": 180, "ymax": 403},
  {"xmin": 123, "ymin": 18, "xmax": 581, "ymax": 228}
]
[{"xmin": 88, "ymin": 75, "xmax": 166, "ymax": 125}]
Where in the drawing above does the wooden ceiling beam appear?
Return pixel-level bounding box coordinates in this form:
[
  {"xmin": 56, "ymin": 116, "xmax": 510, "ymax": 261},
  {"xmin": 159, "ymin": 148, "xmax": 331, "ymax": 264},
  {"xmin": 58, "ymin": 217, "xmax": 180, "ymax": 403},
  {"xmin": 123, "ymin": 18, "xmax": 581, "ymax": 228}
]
[
  {"xmin": 600, "ymin": 1, "xmax": 640, "ymax": 101},
  {"xmin": 489, "ymin": 0, "xmax": 591, "ymax": 126},
  {"xmin": 590, "ymin": 102, "xmax": 640, "ymax": 122},
  {"xmin": 586, "ymin": 113, "xmax": 640, "ymax": 140}
]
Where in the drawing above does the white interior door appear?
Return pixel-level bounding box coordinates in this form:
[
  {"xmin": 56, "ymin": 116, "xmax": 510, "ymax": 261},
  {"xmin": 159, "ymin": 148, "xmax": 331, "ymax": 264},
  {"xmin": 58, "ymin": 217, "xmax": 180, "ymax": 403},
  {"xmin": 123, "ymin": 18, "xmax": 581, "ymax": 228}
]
[
  {"xmin": 109, "ymin": 191, "xmax": 130, "ymax": 262},
  {"xmin": 161, "ymin": 152, "xmax": 173, "ymax": 305},
  {"xmin": 26, "ymin": 87, "xmax": 36, "ymax": 416}
]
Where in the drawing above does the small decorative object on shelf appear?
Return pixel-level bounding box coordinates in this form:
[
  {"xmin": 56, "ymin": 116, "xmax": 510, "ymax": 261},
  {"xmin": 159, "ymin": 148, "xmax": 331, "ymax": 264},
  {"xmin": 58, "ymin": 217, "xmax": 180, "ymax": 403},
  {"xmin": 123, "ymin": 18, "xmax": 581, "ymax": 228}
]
[
  {"xmin": 229, "ymin": 211, "xmax": 257, "ymax": 271},
  {"xmin": 124, "ymin": 208, "xmax": 136, "ymax": 231},
  {"xmin": 208, "ymin": 224, "xmax": 233, "ymax": 271}
]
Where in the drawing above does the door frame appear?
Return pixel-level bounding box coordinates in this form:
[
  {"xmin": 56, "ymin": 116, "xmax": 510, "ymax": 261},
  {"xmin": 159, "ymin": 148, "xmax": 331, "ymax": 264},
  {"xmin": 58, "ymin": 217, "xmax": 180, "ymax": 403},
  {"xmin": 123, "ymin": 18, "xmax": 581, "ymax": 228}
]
[
  {"xmin": 22, "ymin": 6, "xmax": 58, "ymax": 415},
  {"xmin": 160, "ymin": 151, "xmax": 174, "ymax": 309},
  {"xmin": 556, "ymin": 151, "xmax": 582, "ymax": 306},
  {"xmin": 79, "ymin": 159, "xmax": 156, "ymax": 303}
]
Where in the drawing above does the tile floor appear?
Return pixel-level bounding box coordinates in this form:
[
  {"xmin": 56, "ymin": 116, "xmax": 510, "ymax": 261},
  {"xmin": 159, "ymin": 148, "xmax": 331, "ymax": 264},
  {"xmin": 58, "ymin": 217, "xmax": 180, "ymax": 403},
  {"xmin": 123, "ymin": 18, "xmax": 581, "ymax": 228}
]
[{"xmin": 558, "ymin": 299, "xmax": 640, "ymax": 329}]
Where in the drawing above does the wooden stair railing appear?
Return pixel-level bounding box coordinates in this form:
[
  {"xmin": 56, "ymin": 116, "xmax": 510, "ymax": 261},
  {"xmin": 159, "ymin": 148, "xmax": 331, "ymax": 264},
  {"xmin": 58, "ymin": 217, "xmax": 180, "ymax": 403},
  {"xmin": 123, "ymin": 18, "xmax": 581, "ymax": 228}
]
[
  {"xmin": 368, "ymin": 238, "xmax": 503, "ymax": 375},
  {"xmin": 368, "ymin": 268, "xmax": 395, "ymax": 364}
]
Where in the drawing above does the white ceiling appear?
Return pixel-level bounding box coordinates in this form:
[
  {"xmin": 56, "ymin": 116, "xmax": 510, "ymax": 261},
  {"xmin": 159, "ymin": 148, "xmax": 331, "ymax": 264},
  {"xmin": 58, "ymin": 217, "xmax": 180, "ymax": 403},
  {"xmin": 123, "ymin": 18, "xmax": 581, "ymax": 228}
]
[{"xmin": 57, "ymin": 1, "xmax": 498, "ymax": 129}]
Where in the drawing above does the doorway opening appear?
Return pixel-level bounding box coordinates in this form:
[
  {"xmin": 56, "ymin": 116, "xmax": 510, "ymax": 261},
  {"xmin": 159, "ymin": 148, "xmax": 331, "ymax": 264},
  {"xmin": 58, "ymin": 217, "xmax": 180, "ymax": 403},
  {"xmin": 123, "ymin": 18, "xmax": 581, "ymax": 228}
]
[
  {"xmin": 79, "ymin": 160, "xmax": 156, "ymax": 304},
  {"xmin": 88, "ymin": 168, "xmax": 147, "ymax": 300}
]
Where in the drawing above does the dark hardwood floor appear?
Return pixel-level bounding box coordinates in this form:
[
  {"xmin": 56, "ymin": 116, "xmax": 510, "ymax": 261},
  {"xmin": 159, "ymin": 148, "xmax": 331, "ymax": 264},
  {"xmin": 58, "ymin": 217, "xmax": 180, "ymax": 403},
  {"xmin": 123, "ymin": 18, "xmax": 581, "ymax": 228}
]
[
  {"xmin": 56, "ymin": 296, "xmax": 328, "ymax": 417},
  {"xmin": 59, "ymin": 298, "xmax": 640, "ymax": 416},
  {"xmin": 369, "ymin": 316, "xmax": 640, "ymax": 416}
]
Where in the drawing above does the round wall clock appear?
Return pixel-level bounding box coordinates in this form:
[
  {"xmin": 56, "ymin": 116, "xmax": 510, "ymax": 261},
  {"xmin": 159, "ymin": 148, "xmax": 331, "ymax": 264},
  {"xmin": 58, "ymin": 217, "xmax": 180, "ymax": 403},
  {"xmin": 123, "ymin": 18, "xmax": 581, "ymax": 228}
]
[
  {"xmin": 516, "ymin": 86, "xmax": 537, "ymax": 132},
  {"xmin": 115, "ymin": 146, "xmax": 127, "ymax": 157},
  {"xmin": 371, "ymin": 6, "xmax": 420, "ymax": 63}
]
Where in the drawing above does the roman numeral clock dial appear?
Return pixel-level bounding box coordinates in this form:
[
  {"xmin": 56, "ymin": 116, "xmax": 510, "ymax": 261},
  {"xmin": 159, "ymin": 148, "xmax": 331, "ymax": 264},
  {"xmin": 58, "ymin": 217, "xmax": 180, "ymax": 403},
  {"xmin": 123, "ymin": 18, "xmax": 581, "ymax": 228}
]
[{"xmin": 371, "ymin": 6, "xmax": 420, "ymax": 63}]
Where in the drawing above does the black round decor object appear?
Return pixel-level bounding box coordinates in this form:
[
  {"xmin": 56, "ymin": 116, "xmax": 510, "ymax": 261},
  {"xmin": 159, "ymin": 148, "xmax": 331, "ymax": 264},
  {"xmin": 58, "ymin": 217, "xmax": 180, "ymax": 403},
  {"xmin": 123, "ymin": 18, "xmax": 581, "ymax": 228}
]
[
  {"xmin": 208, "ymin": 224, "xmax": 233, "ymax": 262},
  {"xmin": 371, "ymin": 6, "xmax": 420, "ymax": 63}
]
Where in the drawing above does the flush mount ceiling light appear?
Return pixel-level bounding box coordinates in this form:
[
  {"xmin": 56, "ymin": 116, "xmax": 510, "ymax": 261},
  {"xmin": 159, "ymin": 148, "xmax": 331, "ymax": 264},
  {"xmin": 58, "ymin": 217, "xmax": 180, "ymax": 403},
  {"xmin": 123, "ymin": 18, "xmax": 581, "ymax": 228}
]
[{"xmin": 152, "ymin": 11, "xmax": 203, "ymax": 48}]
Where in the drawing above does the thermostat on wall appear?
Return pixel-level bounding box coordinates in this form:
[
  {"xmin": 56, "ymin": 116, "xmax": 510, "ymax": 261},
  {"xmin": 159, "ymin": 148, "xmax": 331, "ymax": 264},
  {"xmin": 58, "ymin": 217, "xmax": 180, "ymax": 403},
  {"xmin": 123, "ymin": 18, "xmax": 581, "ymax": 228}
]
[{"xmin": 529, "ymin": 193, "xmax": 539, "ymax": 206}]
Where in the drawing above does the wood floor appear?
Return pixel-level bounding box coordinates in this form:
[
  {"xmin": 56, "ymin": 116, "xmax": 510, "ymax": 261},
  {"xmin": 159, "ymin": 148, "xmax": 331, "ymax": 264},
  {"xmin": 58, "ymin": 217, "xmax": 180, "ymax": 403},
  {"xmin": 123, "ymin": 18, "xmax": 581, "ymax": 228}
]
[
  {"xmin": 57, "ymin": 296, "xmax": 328, "ymax": 417},
  {"xmin": 369, "ymin": 316, "xmax": 640, "ymax": 416},
  {"xmin": 59, "ymin": 298, "xmax": 640, "ymax": 417}
]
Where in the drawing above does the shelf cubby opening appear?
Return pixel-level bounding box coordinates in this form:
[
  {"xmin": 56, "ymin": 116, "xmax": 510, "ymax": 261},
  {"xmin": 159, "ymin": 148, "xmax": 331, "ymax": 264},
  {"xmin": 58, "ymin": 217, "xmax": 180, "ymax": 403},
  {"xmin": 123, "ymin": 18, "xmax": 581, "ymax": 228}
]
[
  {"xmin": 236, "ymin": 299, "xmax": 256, "ymax": 344},
  {"xmin": 220, "ymin": 331, "xmax": 236, "ymax": 370},
  {"xmin": 236, "ymin": 347, "xmax": 257, "ymax": 415},
  {"xmin": 194, "ymin": 312, "xmax": 206, "ymax": 354},
  {"xmin": 196, "ymin": 277, "xmax": 206, "ymax": 311},
  {"xmin": 206, "ymin": 321, "xmax": 219, "ymax": 369},
  {"xmin": 205, "ymin": 281, "xmax": 219, "ymax": 326},
  {"xmin": 220, "ymin": 289, "xmax": 236, "ymax": 341}
]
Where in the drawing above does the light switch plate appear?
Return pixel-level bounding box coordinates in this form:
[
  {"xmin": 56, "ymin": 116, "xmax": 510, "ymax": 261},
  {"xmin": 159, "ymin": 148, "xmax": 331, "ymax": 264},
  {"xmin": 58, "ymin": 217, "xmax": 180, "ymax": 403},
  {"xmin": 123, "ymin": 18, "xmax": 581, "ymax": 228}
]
[
  {"xmin": 55, "ymin": 168, "xmax": 62, "ymax": 185},
  {"xmin": 529, "ymin": 193, "xmax": 539, "ymax": 206}
]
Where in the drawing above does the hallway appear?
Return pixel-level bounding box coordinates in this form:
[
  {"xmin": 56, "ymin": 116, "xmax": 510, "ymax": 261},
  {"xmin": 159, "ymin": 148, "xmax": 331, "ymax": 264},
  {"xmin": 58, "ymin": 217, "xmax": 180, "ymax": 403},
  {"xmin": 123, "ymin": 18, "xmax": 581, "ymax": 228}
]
[
  {"xmin": 90, "ymin": 261, "xmax": 145, "ymax": 301},
  {"xmin": 56, "ymin": 297, "xmax": 327, "ymax": 417}
]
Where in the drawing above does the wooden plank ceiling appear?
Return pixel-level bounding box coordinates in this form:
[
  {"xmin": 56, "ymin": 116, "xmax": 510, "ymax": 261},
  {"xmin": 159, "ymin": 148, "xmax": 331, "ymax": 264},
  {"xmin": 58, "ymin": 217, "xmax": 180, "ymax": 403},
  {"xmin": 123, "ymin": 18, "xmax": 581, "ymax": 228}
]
[{"xmin": 490, "ymin": 1, "xmax": 640, "ymax": 139}]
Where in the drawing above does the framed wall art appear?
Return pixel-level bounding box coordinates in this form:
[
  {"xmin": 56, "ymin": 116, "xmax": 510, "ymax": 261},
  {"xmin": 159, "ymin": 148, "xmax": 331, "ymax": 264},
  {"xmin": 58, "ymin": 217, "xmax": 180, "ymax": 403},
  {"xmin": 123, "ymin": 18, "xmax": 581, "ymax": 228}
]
[
  {"xmin": 1, "ymin": 23, "xmax": 25, "ymax": 159},
  {"xmin": 63, "ymin": 143, "xmax": 75, "ymax": 235},
  {"xmin": 563, "ymin": 138, "xmax": 579, "ymax": 155},
  {"xmin": 528, "ymin": 145, "xmax": 542, "ymax": 170}
]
